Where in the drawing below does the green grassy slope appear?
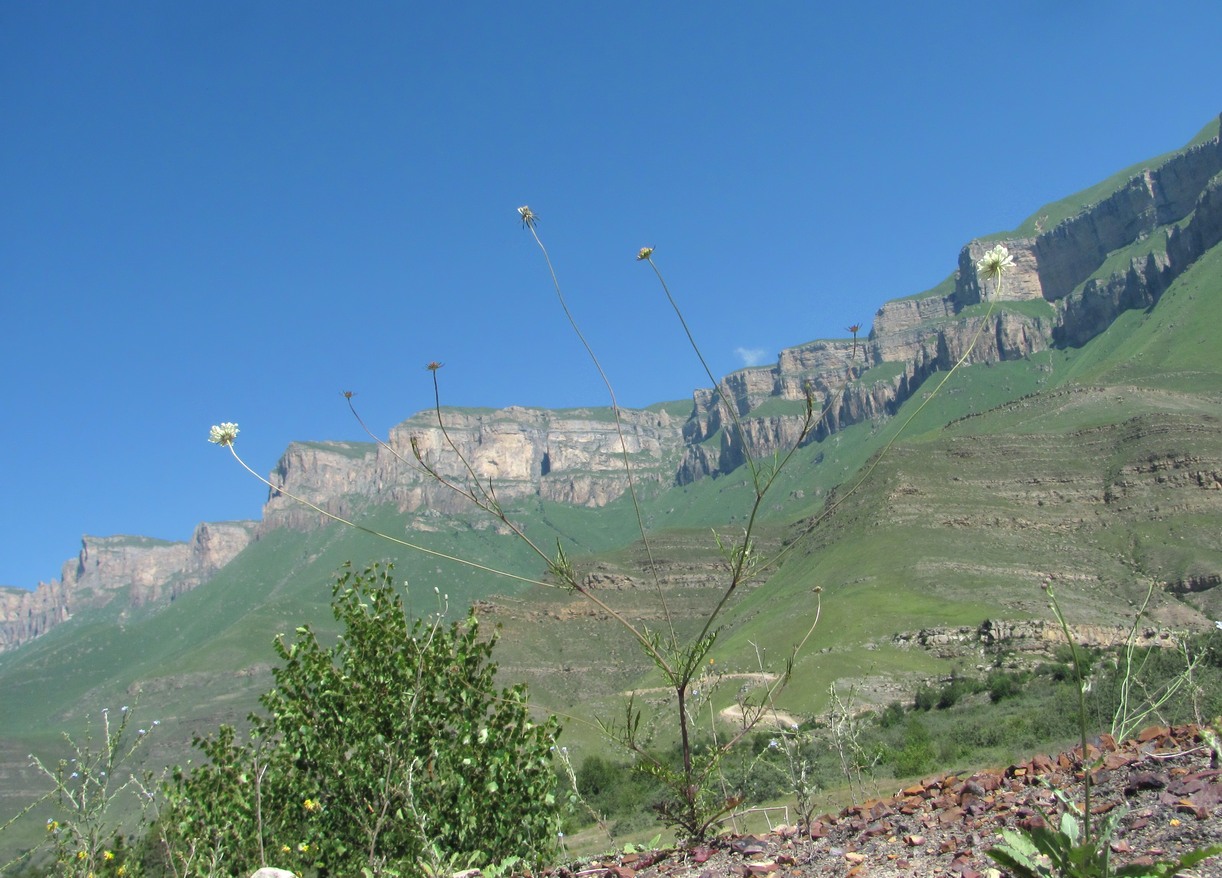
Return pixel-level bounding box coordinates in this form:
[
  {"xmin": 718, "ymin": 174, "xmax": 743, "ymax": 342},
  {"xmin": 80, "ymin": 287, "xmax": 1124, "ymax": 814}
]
[{"xmin": 3, "ymin": 120, "xmax": 1221, "ymax": 863}]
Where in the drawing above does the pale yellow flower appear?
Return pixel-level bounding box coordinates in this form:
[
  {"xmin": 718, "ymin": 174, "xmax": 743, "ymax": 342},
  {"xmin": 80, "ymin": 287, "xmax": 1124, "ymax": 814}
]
[
  {"xmin": 636, "ymin": 247, "xmax": 654, "ymax": 261},
  {"xmin": 208, "ymin": 423, "xmax": 239, "ymax": 446},
  {"xmin": 517, "ymin": 205, "xmax": 538, "ymax": 228},
  {"xmin": 975, "ymin": 244, "xmax": 1015, "ymax": 283}
]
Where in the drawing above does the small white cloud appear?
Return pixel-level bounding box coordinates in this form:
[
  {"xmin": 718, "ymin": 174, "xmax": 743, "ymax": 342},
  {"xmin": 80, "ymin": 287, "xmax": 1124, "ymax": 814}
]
[{"xmin": 734, "ymin": 346, "xmax": 769, "ymax": 367}]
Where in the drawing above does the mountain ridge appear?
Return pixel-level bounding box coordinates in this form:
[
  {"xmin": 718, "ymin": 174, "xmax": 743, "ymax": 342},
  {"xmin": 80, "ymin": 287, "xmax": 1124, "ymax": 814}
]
[
  {"xmin": 0, "ymin": 113, "xmax": 1217, "ymax": 655},
  {"xmin": 1, "ymin": 113, "xmax": 1219, "ymax": 655}
]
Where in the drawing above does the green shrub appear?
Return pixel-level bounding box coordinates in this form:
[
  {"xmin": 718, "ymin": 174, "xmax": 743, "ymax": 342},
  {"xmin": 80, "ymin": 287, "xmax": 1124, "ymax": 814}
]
[
  {"xmin": 987, "ymin": 669, "xmax": 1025, "ymax": 703},
  {"xmin": 154, "ymin": 564, "xmax": 561, "ymax": 877},
  {"xmin": 878, "ymin": 701, "xmax": 906, "ymax": 729},
  {"xmin": 889, "ymin": 718, "xmax": 935, "ymax": 777}
]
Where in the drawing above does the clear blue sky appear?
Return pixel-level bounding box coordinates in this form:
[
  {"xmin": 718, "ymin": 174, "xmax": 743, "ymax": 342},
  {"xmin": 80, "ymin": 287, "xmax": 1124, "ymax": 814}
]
[{"xmin": 2, "ymin": 2, "xmax": 1220, "ymax": 589}]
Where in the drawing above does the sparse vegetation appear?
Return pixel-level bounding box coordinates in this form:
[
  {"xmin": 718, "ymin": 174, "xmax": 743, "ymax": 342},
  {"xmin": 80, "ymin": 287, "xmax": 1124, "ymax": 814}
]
[
  {"xmin": 4, "ymin": 121, "xmax": 1222, "ymax": 872},
  {"xmin": 151, "ymin": 564, "xmax": 560, "ymax": 878}
]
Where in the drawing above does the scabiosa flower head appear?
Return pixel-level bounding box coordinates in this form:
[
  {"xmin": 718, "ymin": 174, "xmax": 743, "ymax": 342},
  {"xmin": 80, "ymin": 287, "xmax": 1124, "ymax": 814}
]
[
  {"xmin": 517, "ymin": 205, "xmax": 538, "ymax": 228},
  {"xmin": 636, "ymin": 246, "xmax": 654, "ymax": 261},
  {"xmin": 976, "ymin": 244, "xmax": 1015, "ymax": 283},
  {"xmin": 208, "ymin": 423, "xmax": 240, "ymax": 446}
]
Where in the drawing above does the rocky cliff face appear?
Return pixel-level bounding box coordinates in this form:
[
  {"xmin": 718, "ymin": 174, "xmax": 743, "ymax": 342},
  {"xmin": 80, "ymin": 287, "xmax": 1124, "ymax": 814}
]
[
  {"xmin": 263, "ymin": 407, "xmax": 686, "ymax": 531},
  {"xmin": 7, "ymin": 116, "xmax": 1220, "ymax": 651},
  {"xmin": 677, "ymin": 115, "xmax": 1222, "ymax": 482},
  {"xmin": 0, "ymin": 522, "xmax": 256, "ymax": 652}
]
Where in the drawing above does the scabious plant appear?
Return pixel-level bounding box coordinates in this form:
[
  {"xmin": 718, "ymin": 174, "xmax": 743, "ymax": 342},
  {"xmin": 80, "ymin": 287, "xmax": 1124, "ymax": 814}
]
[{"xmin": 210, "ymin": 220, "xmax": 1015, "ymax": 843}]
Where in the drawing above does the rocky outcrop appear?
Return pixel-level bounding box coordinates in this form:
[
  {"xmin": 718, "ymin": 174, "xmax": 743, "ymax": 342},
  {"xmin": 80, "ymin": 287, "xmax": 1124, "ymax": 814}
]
[
  {"xmin": 0, "ymin": 581, "xmax": 72, "ymax": 650},
  {"xmin": 0, "ymin": 522, "xmax": 256, "ymax": 652},
  {"xmin": 7, "ymin": 117, "xmax": 1221, "ymax": 651},
  {"xmin": 678, "ymin": 115, "xmax": 1222, "ymax": 482},
  {"xmin": 893, "ymin": 617, "xmax": 1184, "ymax": 659},
  {"xmin": 262, "ymin": 407, "xmax": 686, "ymax": 531}
]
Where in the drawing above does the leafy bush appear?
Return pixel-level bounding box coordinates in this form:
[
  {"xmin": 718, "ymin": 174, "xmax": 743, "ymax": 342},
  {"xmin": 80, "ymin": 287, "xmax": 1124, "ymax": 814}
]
[
  {"xmin": 888, "ymin": 718, "xmax": 935, "ymax": 778},
  {"xmin": 986, "ymin": 669, "xmax": 1025, "ymax": 703},
  {"xmin": 155, "ymin": 564, "xmax": 561, "ymax": 877}
]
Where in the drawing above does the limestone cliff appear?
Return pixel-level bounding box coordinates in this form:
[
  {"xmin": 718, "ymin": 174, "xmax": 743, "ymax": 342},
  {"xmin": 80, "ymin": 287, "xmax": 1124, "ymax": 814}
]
[
  {"xmin": 0, "ymin": 522, "xmax": 256, "ymax": 652},
  {"xmin": 6, "ymin": 115, "xmax": 1221, "ymax": 651},
  {"xmin": 262, "ymin": 407, "xmax": 686, "ymax": 531},
  {"xmin": 677, "ymin": 114, "xmax": 1222, "ymax": 481}
]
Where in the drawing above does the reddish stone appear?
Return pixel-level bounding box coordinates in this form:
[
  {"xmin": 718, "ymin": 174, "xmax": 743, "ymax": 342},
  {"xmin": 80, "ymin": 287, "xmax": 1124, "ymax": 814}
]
[
  {"xmin": 1137, "ymin": 725, "xmax": 1170, "ymax": 743},
  {"xmin": 744, "ymin": 862, "xmax": 777, "ymax": 875},
  {"xmin": 938, "ymin": 806, "xmax": 965, "ymax": 825}
]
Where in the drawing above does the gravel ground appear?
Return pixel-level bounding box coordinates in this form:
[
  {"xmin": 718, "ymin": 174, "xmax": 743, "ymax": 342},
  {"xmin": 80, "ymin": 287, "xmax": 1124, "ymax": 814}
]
[{"xmin": 542, "ymin": 725, "xmax": 1221, "ymax": 878}]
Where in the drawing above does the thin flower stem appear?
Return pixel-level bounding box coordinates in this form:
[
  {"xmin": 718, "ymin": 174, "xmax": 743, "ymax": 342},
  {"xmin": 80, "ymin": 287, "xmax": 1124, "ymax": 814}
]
[
  {"xmin": 522, "ymin": 220, "xmax": 675, "ymax": 644},
  {"xmin": 1046, "ymin": 584, "xmax": 1094, "ymax": 842},
  {"xmin": 427, "ymin": 369, "xmax": 503, "ymax": 514},
  {"xmin": 224, "ymin": 444, "xmax": 551, "ymax": 589},
  {"xmin": 770, "ymin": 283, "xmax": 1001, "ymax": 573},
  {"xmin": 644, "ymin": 254, "xmax": 761, "ymax": 489},
  {"xmin": 346, "ymin": 396, "xmax": 428, "ymax": 477}
]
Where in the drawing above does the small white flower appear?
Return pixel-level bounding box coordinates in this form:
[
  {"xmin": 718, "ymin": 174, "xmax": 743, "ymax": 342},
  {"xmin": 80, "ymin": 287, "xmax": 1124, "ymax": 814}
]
[
  {"xmin": 208, "ymin": 423, "xmax": 240, "ymax": 446},
  {"xmin": 768, "ymin": 739, "xmax": 779, "ymax": 749},
  {"xmin": 975, "ymin": 244, "xmax": 1015, "ymax": 283},
  {"xmin": 1215, "ymin": 620, "xmax": 1222, "ymax": 630},
  {"xmin": 517, "ymin": 205, "xmax": 538, "ymax": 228}
]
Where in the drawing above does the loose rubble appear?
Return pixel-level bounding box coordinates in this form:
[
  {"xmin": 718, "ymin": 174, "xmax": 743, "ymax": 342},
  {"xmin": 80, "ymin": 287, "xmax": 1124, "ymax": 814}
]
[{"xmin": 544, "ymin": 725, "xmax": 1221, "ymax": 878}]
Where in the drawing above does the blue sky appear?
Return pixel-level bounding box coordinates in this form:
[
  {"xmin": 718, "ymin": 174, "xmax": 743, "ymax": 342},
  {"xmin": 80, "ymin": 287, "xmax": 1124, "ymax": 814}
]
[{"xmin": 2, "ymin": 2, "xmax": 1221, "ymax": 589}]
